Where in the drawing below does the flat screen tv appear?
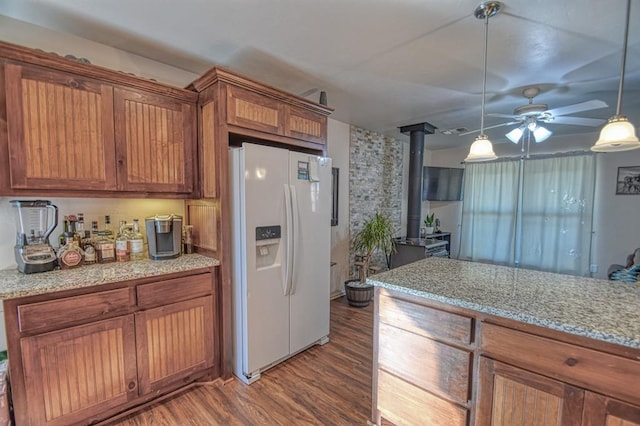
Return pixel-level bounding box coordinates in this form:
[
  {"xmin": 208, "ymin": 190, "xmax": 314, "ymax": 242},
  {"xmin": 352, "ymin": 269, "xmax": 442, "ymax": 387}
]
[{"xmin": 422, "ymin": 166, "xmax": 464, "ymax": 201}]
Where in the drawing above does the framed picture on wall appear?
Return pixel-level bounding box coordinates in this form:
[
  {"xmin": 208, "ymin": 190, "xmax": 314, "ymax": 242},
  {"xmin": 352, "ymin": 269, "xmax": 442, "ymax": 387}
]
[{"xmin": 616, "ymin": 166, "xmax": 640, "ymax": 195}]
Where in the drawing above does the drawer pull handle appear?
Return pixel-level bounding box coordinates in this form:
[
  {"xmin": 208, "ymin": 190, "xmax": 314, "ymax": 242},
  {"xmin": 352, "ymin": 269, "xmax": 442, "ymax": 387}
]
[
  {"xmin": 128, "ymin": 381, "xmax": 136, "ymax": 390},
  {"xmin": 565, "ymin": 358, "xmax": 578, "ymax": 367}
]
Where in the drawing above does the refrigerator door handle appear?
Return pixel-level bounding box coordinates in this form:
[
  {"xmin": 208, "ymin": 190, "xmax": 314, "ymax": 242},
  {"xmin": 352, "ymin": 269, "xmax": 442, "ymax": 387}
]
[
  {"xmin": 289, "ymin": 184, "xmax": 299, "ymax": 295},
  {"xmin": 283, "ymin": 184, "xmax": 294, "ymax": 296}
]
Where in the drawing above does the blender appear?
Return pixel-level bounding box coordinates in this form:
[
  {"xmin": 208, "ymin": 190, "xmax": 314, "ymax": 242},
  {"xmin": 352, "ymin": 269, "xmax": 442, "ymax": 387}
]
[{"xmin": 11, "ymin": 200, "xmax": 59, "ymax": 274}]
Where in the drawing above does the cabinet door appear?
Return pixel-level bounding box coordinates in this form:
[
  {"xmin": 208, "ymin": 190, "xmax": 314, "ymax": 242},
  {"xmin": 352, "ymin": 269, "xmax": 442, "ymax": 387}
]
[
  {"xmin": 114, "ymin": 87, "xmax": 195, "ymax": 193},
  {"xmin": 285, "ymin": 105, "xmax": 327, "ymax": 145},
  {"xmin": 226, "ymin": 85, "xmax": 284, "ymax": 134},
  {"xmin": 477, "ymin": 357, "xmax": 584, "ymax": 426},
  {"xmin": 20, "ymin": 315, "xmax": 137, "ymax": 426},
  {"xmin": 136, "ymin": 295, "xmax": 215, "ymax": 395},
  {"xmin": 582, "ymin": 392, "xmax": 640, "ymax": 426},
  {"xmin": 4, "ymin": 62, "xmax": 117, "ymax": 190}
]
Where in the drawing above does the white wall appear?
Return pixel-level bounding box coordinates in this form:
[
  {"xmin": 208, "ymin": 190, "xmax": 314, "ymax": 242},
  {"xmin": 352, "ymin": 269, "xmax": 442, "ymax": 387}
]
[
  {"xmin": 327, "ymin": 118, "xmax": 350, "ymax": 298},
  {"xmin": 426, "ymin": 131, "xmax": 640, "ymax": 276},
  {"xmin": 0, "ymin": 15, "xmax": 199, "ymax": 87},
  {"xmin": 0, "ymin": 197, "xmax": 185, "ymax": 270}
]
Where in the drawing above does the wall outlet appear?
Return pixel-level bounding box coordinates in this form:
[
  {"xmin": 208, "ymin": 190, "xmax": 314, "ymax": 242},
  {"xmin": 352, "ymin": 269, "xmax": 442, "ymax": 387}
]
[{"xmin": 590, "ymin": 264, "xmax": 598, "ymax": 273}]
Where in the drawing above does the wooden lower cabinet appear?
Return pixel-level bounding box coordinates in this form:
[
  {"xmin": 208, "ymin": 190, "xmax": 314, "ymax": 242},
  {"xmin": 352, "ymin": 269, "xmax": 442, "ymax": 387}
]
[
  {"xmin": 477, "ymin": 357, "xmax": 584, "ymax": 426},
  {"xmin": 6, "ymin": 269, "xmax": 217, "ymax": 425},
  {"xmin": 20, "ymin": 315, "xmax": 138, "ymax": 426},
  {"xmin": 372, "ymin": 288, "xmax": 640, "ymax": 426},
  {"xmin": 136, "ymin": 295, "xmax": 215, "ymax": 394},
  {"xmin": 582, "ymin": 392, "xmax": 640, "ymax": 426}
]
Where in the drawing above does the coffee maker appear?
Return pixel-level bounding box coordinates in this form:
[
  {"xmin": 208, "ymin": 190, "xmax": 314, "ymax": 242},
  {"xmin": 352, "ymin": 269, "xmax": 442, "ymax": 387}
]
[
  {"xmin": 145, "ymin": 214, "xmax": 182, "ymax": 260},
  {"xmin": 11, "ymin": 200, "xmax": 59, "ymax": 274}
]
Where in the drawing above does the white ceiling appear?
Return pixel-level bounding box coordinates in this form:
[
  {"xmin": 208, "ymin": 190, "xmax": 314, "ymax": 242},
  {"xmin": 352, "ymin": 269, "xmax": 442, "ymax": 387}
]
[{"xmin": 2, "ymin": 0, "xmax": 640, "ymax": 150}]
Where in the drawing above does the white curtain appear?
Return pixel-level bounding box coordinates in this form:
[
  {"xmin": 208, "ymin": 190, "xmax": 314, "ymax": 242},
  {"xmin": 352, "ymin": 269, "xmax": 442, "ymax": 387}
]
[
  {"xmin": 459, "ymin": 161, "xmax": 520, "ymax": 265},
  {"xmin": 519, "ymin": 155, "xmax": 595, "ymax": 274},
  {"xmin": 459, "ymin": 153, "xmax": 595, "ymax": 276}
]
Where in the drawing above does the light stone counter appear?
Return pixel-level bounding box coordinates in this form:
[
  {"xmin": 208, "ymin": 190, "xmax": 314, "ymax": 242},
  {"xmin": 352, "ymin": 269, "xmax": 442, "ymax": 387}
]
[
  {"xmin": 0, "ymin": 254, "xmax": 219, "ymax": 300},
  {"xmin": 367, "ymin": 257, "xmax": 640, "ymax": 349}
]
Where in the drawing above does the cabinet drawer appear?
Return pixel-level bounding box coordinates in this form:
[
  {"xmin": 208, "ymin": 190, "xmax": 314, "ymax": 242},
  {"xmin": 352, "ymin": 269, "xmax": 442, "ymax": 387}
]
[
  {"xmin": 378, "ymin": 294, "xmax": 473, "ymax": 345},
  {"xmin": 377, "ymin": 369, "xmax": 468, "ymax": 426},
  {"xmin": 18, "ymin": 288, "xmax": 132, "ymax": 333},
  {"xmin": 378, "ymin": 322, "xmax": 471, "ymax": 404},
  {"xmin": 136, "ymin": 273, "xmax": 212, "ymax": 308},
  {"xmin": 481, "ymin": 323, "xmax": 640, "ymax": 406}
]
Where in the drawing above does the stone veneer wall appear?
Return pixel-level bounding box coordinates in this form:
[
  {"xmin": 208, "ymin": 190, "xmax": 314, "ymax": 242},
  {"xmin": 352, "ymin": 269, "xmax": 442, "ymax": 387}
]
[{"xmin": 349, "ymin": 125, "xmax": 404, "ymax": 276}]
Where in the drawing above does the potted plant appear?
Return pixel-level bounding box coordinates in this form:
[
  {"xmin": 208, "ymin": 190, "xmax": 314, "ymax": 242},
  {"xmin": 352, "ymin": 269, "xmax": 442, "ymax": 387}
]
[
  {"xmin": 424, "ymin": 213, "xmax": 435, "ymax": 235},
  {"xmin": 345, "ymin": 212, "xmax": 396, "ymax": 307}
]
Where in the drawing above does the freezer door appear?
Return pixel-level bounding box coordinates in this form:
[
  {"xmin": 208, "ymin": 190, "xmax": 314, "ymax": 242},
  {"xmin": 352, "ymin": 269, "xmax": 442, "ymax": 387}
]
[
  {"xmin": 288, "ymin": 152, "xmax": 332, "ymax": 353},
  {"xmin": 239, "ymin": 144, "xmax": 291, "ymax": 374}
]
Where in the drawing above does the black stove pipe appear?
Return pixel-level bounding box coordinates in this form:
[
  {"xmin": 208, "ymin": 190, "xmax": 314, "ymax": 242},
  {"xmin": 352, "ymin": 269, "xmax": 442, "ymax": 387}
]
[{"xmin": 399, "ymin": 122, "xmax": 436, "ymax": 240}]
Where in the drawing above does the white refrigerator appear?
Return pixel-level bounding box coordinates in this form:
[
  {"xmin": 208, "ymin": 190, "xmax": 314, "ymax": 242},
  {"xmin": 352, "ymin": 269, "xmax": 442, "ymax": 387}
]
[{"xmin": 229, "ymin": 143, "xmax": 332, "ymax": 384}]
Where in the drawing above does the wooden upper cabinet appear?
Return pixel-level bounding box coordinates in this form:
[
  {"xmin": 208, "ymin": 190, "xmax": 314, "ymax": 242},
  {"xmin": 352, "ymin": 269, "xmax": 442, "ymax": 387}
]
[
  {"xmin": 226, "ymin": 85, "xmax": 284, "ymax": 135},
  {"xmin": 285, "ymin": 105, "xmax": 327, "ymax": 145},
  {"xmin": 114, "ymin": 88, "xmax": 195, "ymax": 193},
  {"xmin": 4, "ymin": 62, "xmax": 117, "ymax": 190}
]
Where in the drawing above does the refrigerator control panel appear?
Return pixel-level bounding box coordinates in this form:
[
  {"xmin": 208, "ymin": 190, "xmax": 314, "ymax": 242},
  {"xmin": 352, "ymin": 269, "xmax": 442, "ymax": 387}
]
[{"xmin": 256, "ymin": 225, "xmax": 281, "ymax": 241}]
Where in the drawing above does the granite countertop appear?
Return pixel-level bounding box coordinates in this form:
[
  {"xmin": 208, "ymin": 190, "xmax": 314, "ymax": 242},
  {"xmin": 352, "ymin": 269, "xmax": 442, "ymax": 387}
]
[
  {"xmin": 367, "ymin": 257, "xmax": 640, "ymax": 350},
  {"xmin": 0, "ymin": 254, "xmax": 219, "ymax": 300}
]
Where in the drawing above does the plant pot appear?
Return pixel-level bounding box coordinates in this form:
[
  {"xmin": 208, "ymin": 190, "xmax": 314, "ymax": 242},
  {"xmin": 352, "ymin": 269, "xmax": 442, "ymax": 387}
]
[
  {"xmin": 344, "ymin": 279, "xmax": 374, "ymax": 308},
  {"xmin": 425, "ymin": 226, "xmax": 435, "ymax": 235}
]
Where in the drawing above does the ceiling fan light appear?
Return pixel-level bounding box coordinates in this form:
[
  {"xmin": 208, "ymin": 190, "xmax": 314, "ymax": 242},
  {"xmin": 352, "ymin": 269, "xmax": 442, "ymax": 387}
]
[
  {"xmin": 591, "ymin": 116, "xmax": 640, "ymax": 152},
  {"xmin": 465, "ymin": 135, "xmax": 497, "ymax": 162},
  {"xmin": 506, "ymin": 127, "xmax": 523, "ymax": 144},
  {"xmin": 533, "ymin": 126, "xmax": 552, "ymax": 142}
]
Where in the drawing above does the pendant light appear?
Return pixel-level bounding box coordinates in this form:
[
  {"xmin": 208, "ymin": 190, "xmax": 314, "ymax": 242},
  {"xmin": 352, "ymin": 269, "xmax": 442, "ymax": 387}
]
[
  {"xmin": 465, "ymin": 1, "xmax": 502, "ymax": 162},
  {"xmin": 591, "ymin": 0, "xmax": 640, "ymax": 152}
]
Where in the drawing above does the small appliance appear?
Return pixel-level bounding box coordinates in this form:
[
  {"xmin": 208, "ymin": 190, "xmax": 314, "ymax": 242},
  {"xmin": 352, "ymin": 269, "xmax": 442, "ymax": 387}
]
[
  {"xmin": 11, "ymin": 200, "xmax": 58, "ymax": 274},
  {"xmin": 145, "ymin": 214, "xmax": 182, "ymax": 260}
]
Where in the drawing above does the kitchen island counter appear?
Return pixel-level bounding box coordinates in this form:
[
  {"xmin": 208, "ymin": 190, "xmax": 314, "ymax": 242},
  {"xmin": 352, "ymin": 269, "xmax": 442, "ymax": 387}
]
[
  {"xmin": 368, "ymin": 257, "xmax": 640, "ymax": 349},
  {"xmin": 369, "ymin": 257, "xmax": 640, "ymax": 426},
  {"xmin": 0, "ymin": 253, "xmax": 219, "ymax": 299}
]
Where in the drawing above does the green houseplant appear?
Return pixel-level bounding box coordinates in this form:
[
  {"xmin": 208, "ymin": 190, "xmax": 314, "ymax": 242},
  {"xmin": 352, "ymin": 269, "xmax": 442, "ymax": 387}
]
[
  {"xmin": 424, "ymin": 213, "xmax": 435, "ymax": 235},
  {"xmin": 345, "ymin": 212, "xmax": 396, "ymax": 307}
]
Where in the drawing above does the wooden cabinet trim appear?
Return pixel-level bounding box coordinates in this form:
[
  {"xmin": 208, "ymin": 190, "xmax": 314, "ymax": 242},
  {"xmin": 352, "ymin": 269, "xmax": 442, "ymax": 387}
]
[
  {"xmin": 136, "ymin": 272, "xmax": 213, "ymax": 309},
  {"xmin": 0, "ymin": 41, "xmax": 197, "ymax": 102},
  {"xmin": 481, "ymin": 323, "xmax": 640, "ymax": 407},
  {"xmin": 18, "ymin": 287, "xmax": 133, "ymax": 334}
]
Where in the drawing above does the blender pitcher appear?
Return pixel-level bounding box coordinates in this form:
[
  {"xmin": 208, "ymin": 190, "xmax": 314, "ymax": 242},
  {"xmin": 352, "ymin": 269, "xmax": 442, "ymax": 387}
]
[{"xmin": 10, "ymin": 200, "xmax": 59, "ymax": 273}]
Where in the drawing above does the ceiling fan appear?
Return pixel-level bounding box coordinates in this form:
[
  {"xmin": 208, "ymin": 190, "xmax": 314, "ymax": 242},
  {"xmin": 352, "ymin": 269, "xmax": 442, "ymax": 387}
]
[{"xmin": 462, "ymin": 87, "xmax": 609, "ymax": 143}]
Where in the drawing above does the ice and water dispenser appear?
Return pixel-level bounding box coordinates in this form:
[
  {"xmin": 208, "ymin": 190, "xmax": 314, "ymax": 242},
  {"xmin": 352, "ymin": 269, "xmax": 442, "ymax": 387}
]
[{"xmin": 255, "ymin": 225, "xmax": 281, "ymax": 269}]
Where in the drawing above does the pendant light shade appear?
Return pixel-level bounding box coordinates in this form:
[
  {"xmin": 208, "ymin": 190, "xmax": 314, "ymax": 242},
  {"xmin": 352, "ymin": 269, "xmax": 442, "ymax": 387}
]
[
  {"xmin": 592, "ymin": 116, "xmax": 639, "ymax": 152},
  {"xmin": 466, "ymin": 135, "xmax": 497, "ymax": 161},
  {"xmin": 591, "ymin": 0, "xmax": 640, "ymax": 152},
  {"xmin": 465, "ymin": 1, "xmax": 502, "ymax": 162}
]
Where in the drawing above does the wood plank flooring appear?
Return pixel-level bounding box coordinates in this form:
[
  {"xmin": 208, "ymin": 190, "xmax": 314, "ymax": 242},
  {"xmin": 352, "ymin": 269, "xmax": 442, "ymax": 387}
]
[{"xmin": 110, "ymin": 297, "xmax": 373, "ymax": 425}]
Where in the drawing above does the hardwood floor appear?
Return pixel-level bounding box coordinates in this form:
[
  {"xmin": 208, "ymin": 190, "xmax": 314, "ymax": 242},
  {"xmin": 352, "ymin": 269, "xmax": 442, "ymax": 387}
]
[{"xmin": 110, "ymin": 297, "xmax": 373, "ymax": 425}]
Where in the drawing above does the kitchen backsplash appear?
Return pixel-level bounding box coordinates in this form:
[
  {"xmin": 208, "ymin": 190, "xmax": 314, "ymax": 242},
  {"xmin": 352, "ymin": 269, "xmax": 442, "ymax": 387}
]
[{"xmin": 0, "ymin": 197, "xmax": 185, "ymax": 270}]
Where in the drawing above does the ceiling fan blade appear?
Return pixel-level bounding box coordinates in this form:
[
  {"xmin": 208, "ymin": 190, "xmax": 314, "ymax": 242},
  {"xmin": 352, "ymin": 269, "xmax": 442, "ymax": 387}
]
[
  {"xmin": 545, "ymin": 100, "xmax": 608, "ymax": 117},
  {"xmin": 458, "ymin": 121, "xmax": 520, "ymax": 136},
  {"xmin": 486, "ymin": 113, "xmax": 520, "ymax": 119},
  {"xmin": 544, "ymin": 116, "xmax": 606, "ymax": 127}
]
